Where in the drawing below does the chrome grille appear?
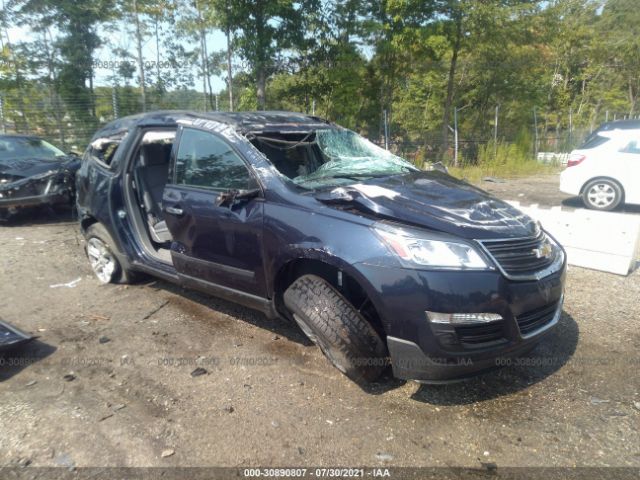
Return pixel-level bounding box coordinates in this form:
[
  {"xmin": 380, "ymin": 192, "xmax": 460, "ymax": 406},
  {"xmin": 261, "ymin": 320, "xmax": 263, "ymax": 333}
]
[{"xmin": 479, "ymin": 233, "xmax": 556, "ymax": 277}]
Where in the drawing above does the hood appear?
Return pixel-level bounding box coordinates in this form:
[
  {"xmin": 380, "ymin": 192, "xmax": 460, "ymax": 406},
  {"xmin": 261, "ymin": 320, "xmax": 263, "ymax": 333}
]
[
  {"xmin": 316, "ymin": 171, "xmax": 538, "ymax": 240},
  {"xmin": 0, "ymin": 156, "xmax": 78, "ymax": 180}
]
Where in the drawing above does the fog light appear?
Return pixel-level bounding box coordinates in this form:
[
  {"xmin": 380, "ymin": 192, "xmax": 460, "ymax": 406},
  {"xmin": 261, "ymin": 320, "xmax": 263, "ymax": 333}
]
[{"xmin": 426, "ymin": 312, "xmax": 503, "ymax": 324}]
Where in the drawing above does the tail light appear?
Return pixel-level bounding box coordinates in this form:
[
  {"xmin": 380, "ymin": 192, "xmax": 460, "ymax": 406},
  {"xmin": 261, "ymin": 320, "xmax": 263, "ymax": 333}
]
[{"xmin": 567, "ymin": 154, "xmax": 586, "ymax": 167}]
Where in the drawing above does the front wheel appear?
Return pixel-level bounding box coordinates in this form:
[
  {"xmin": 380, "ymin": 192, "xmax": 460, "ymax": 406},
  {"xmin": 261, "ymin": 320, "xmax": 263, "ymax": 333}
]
[
  {"xmin": 582, "ymin": 179, "xmax": 623, "ymax": 211},
  {"xmin": 283, "ymin": 274, "xmax": 387, "ymax": 384}
]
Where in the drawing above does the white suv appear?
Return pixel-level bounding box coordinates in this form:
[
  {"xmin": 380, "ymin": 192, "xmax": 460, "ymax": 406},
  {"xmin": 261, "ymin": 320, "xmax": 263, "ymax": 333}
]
[{"xmin": 560, "ymin": 129, "xmax": 640, "ymax": 210}]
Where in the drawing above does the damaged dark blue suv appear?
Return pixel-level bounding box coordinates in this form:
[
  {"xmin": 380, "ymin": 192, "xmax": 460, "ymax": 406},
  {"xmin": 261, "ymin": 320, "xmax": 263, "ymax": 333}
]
[{"xmin": 76, "ymin": 111, "xmax": 566, "ymax": 384}]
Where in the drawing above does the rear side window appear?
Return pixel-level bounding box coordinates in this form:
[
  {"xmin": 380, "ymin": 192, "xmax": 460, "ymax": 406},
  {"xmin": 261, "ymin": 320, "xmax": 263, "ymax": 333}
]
[
  {"xmin": 86, "ymin": 132, "xmax": 125, "ymax": 168},
  {"xmin": 579, "ymin": 134, "xmax": 609, "ymax": 150},
  {"xmin": 621, "ymin": 140, "xmax": 640, "ymax": 155},
  {"xmin": 174, "ymin": 128, "xmax": 252, "ymax": 191}
]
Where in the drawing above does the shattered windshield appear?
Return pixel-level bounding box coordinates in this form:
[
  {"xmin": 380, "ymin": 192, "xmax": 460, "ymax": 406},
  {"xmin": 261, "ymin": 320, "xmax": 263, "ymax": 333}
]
[
  {"xmin": 254, "ymin": 128, "xmax": 418, "ymax": 190},
  {"xmin": 299, "ymin": 129, "xmax": 418, "ymax": 185}
]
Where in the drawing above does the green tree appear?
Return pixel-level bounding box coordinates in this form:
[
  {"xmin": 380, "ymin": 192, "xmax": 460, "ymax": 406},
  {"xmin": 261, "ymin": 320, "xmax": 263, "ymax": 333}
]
[
  {"xmin": 16, "ymin": 0, "xmax": 115, "ymax": 133},
  {"xmin": 219, "ymin": 0, "xmax": 314, "ymax": 109}
]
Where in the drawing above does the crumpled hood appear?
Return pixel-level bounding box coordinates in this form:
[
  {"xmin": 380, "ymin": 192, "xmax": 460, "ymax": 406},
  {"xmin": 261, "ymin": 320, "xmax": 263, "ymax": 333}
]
[
  {"xmin": 0, "ymin": 156, "xmax": 77, "ymax": 180},
  {"xmin": 316, "ymin": 171, "xmax": 538, "ymax": 240}
]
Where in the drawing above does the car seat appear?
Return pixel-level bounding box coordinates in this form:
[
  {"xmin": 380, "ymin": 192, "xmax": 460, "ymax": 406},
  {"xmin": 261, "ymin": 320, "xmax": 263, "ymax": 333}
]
[{"xmin": 135, "ymin": 142, "xmax": 173, "ymax": 244}]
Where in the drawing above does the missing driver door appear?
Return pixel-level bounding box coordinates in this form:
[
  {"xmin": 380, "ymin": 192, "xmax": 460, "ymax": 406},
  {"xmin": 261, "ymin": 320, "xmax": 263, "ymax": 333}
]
[{"xmin": 162, "ymin": 126, "xmax": 267, "ymax": 298}]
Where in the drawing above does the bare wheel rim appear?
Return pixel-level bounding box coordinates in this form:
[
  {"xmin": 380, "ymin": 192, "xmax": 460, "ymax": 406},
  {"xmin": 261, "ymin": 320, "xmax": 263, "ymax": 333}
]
[
  {"xmin": 587, "ymin": 183, "xmax": 616, "ymax": 207},
  {"xmin": 87, "ymin": 238, "xmax": 117, "ymax": 284}
]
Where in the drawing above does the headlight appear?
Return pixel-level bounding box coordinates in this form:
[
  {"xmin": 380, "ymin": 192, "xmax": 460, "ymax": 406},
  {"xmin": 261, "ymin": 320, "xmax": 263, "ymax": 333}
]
[{"xmin": 373, "ymin": 223, "xmax": 492, "ymax": 270}]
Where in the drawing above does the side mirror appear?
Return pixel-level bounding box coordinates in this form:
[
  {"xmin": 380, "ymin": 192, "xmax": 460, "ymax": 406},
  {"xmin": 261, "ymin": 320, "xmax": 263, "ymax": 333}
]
[
  {"xmin": 216, "ymin": 188, "xmax": 261, "ymax": 207},
  {"xmin": 235, "ymin": 188, "xmax": 261, "ymax": 200}
]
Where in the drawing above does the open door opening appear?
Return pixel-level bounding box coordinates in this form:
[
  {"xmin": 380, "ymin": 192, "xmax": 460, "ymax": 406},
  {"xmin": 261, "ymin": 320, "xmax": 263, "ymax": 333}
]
[{"xmin": 128, "ymin": 129, "xmax": 176, "ymax": 264}]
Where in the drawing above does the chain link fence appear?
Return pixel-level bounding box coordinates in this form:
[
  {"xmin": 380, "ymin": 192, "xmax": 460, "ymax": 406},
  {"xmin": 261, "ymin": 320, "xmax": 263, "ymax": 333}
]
[
  {"xmin": 0, "ymin": 88, "xmax": 214, "ymax": 151},
  {"xmin": 1, "ymin": 89, "xmax": 637, "ymax": 165}
]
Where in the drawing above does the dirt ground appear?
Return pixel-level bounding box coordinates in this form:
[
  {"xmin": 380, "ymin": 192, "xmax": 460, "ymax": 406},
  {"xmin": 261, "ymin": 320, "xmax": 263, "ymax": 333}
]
[{"xmin": 0, "ymin": 174, "xmax": 639, "ymax": 471}]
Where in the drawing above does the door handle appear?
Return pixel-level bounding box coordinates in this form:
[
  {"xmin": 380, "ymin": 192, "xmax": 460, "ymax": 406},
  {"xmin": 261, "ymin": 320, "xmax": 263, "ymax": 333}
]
[{"xmin": 165, "ymin": 206, "xmax": 184, "ymax": 216}]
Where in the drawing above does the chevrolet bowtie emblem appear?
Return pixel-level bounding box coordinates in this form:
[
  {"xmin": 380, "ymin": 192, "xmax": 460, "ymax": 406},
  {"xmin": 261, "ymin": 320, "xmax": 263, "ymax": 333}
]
[{"xmin": 533, "ymin": 243, "xmax": 553, "ymax": 259}]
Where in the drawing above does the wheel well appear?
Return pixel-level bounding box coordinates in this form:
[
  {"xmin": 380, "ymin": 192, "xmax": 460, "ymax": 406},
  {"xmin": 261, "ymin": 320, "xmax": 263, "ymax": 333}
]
[
  {"xmin": 80, "ymin": 216, "xmax": 98, "ymax": 234},
  {"xmin": 274, "ymin": 259, "xmax": 387, "ymax": 339},
  {"xmin": 580, "ymin": 177, "xmax": 625, "ymax": 199}
]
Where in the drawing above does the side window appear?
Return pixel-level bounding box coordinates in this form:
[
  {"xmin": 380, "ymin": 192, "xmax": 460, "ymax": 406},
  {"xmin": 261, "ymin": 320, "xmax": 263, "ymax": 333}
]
[
  {"xmin": 579, "ymin": 134, "xmax": 609, "ymax": 150},
  {"xmin": 86, "ymin": 132, "xmax": 125, "ymax": 168},
  {"xmin": 175, "ymin": 128, "xmax": 253, "ymax": 191},
  {"xmin": 621, "ymin": 140, "xmax": 640, "ymax": 155}
]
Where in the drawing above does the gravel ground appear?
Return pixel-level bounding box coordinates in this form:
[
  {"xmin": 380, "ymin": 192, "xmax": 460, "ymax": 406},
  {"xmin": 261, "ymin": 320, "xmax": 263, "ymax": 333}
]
[{"xmin": 0, "ymin": 175, "xmax": 639, "ymax": 471}]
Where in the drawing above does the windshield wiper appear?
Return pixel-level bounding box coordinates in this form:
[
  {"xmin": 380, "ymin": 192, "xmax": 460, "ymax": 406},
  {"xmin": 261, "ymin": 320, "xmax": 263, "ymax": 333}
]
[{"xmin": 307, "ymin": 173, "xmax": 396, "ymax": 182}]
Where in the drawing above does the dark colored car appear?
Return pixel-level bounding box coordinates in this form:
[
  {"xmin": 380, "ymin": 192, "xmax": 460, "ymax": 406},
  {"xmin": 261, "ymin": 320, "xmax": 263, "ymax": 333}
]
[
  {"xmin": 0, "ymin": 319, "xmax": 32, "ymax": 353},
  {"xmin": 0, "ymin": 135, "xmax": 80, "ymax": 219},
  {"xmin": 76, "ymin": 111, "xmax": 566, "ymax": 384}
]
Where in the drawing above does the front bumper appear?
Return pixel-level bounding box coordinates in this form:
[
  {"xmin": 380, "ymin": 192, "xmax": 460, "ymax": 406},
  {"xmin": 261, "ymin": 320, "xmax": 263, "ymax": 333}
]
[
  {"xmin": 387, "ymin": 296, "xmax": 563, "ymax": 382},
  {"xmin": 356, "ymin": 258, "xmax": 567, "ymax": 382},
  {"xmin": 0, "ymin": 191, "xmax": 70, "ymax": 209},
  {"xmin": 0, "ymin": 175, "xmax": 73, "ymax": 210}
]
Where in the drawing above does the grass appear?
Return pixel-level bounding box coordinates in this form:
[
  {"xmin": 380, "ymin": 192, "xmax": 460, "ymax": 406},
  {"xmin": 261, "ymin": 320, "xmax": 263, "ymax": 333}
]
[
  {"xmin": 444, "ymin": 142, "xmax": 562, "ymax": 183},
  {"xmin": 448, "ymin": 161, "xmax": 560, "ymax": 183}
]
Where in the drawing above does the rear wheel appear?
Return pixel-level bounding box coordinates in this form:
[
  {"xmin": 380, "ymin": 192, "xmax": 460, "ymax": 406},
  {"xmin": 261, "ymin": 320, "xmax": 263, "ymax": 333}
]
[
  {"xmin": 283, "ymin": 274, "xmax": 387, "ymax": 383},
  {"xmin": 85, "ymin": 224, "xmax": 139, "ymax": 284},
  {"xmin": 582, "ymin": 179, "xmax": 623, "ymax": 211}
]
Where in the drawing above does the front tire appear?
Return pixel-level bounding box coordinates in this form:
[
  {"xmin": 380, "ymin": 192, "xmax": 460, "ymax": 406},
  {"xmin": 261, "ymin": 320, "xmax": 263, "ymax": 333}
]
[
  {"xmin": 283, "ymin": 274, "xmax": 387, "ymax": 383},
  {"xmin": 582, "ymin": 179, "xmax": 623, "ymax": 211}
]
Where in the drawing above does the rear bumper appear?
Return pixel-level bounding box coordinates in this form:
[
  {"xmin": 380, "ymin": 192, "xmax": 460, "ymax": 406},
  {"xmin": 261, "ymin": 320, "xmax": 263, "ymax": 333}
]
[{"xmin": 559, "ymin": 169, "xmax": 582, "ymax": 196}]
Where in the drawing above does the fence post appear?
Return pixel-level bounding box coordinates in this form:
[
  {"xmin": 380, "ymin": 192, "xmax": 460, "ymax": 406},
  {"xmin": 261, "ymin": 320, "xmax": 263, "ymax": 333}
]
[
  {"xmin": 568, "ymin": 107, "xmax": 573, "ymax": 150},
  {"xmin": 112, "ymin": 86, "xmax": 119, "ymax": 119},
  {"xmin": 493, "ymin": 105, "xmax": 499, "ymax": 160},
  {"xmin": 0, "ymin": 95, "xmax": 5, "ymax": 134},
  {"xmin": 533, "ymin": 107, "xmax": 538, "ymax": 161},
  {"xmin": 383, "ymin": 109, "xmax": 389, "ymax": 150},
  {"xmin": 453, "ymin": 107, "xmax": 459, "ymax": 167}
]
